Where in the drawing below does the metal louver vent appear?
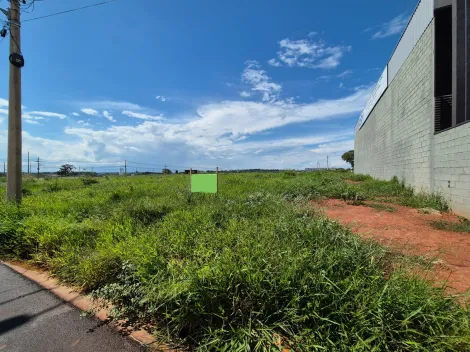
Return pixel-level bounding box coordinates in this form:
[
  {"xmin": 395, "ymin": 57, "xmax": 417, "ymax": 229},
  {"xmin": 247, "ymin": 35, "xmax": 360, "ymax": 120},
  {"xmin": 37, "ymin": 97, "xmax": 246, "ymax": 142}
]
[{"xmin": 435, "ymin": 94, "xmax": 452, "ymax": 132}]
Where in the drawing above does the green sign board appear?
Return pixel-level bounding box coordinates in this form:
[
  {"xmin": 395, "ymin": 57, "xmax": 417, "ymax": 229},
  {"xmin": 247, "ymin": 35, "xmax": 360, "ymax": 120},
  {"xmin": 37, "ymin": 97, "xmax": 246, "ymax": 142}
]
[{"xmin": 191, "ymin": 174, "xmax": 218, "ymax": 193}]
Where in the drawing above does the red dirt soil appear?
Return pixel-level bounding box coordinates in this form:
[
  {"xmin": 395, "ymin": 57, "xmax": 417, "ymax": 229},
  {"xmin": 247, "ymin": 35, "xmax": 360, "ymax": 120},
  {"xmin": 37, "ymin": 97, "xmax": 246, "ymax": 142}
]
[{"xmin": 322, "ymin": 199, "xmax": 470, "ymax": 294}]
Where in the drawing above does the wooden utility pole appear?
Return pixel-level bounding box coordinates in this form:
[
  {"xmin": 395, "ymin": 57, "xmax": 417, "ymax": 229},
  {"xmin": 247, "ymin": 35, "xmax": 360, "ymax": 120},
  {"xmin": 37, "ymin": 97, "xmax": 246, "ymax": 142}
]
[
  {"xmin": 124, "ymin": 160, "xmax": 127, "ymax": 174},
  {"xmin": 36, "ymin": 157, "xmax": 39, "ymax": 179},
  {"xmin": 6, "ymin": 0, "xmax": 22, "ymax": 203},
  {"xmin": 27, "ymin": 150, "xmax": 29, "ymax": 174}
]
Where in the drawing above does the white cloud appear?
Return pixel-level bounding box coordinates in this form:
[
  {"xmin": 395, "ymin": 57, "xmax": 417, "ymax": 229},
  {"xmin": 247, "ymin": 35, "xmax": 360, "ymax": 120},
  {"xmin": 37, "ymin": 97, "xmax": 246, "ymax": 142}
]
[
  {"xmin": 72, "ymin": 112, "xmax": 80, "ymax": 117},
  {"xmin": 156, "ymin": 96, "xmax": 167, "ymax": 102},
  {"xmin": 0, "ymin": 109, "xmax": 8, "ymax": 115},
  {"xmin": 267, "ymin": 58, "xmax": 281, "ymax": 67},
  {"xmin": 372, "ymin": 13, "xmax": 410, "ymax": 39},
  {"xmin": 61, "ymin": 87, "xmax": 370, "ymax": 163},
  {"xmin": 23, "ymin": 114, "xmax": 46, "ymax": 121},
  {"xmin": 29, "ymin": 111, "xmax": 66, "ymax": 119},
  {"xmin": 317, "ymin": 70, "xmax": 353, "ymax": 82},
  {"xmin": 103, "ymin": 110, "xmax": 116, "ymax": 122},
  {"xmin": 78, "ymin": 100, "xmax": 143, "ymax": 111},
  {"xmin": 0, "ymin": 86, "xmax": 370, "ymax": 170},
  {"xmin": 337, "ymin": 70, "xmax": 353, "ymax": 78},
  {"xmin": 122, "ymin": 111, "xmax": 163, "ymax": 121},
  {"xmin": 242, "ymin": 60, "xmax": 282, "ymax": 102},
  {"xmin": 310, "ymin": 140, "xmax": 354, "ymax": 154},
  {"xmin": 240, "ymin": 91, "xmax": 251, "ymax": 98},
  {"xmin": 81, "ymin": 108, "xmax": 100, "ymax": 116},
  {"xmin": 0, "ymin": 98, "xmax": 8, "ymax": 107},
  {"xmin": 270, "ymin": 38, "xmax": 351, "ymax": 69},
  {"xmin": 308, "ymin": 31, "xmax": 318, "ymax": 38},
  {"xmin": 24, "ymin": 120, "xmax": 42, "ymax": 125}
]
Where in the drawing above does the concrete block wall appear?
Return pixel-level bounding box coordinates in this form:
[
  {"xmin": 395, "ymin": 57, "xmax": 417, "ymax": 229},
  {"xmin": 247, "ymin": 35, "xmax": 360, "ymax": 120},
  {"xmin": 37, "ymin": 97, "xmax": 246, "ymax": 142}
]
[
  {"xmin": 433, "ymin": 123, "xmax": 470, "ymax": 216},
  {"xmin": 355, "ymin": 21, "xmax": 470, "ymax": 217},
  {"xmin": 355, "ymin": 23, "xmax": 435, "ymax": 192}
]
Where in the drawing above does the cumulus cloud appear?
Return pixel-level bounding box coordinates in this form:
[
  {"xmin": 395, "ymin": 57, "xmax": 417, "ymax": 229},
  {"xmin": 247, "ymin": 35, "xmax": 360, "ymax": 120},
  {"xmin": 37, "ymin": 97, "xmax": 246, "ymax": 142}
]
[
  {"xmin": 81, "ymin": 108, "xmax": 100, "ymax": 116},
  {"xmin": 62, "ymin": 87, "xmax": 370, "ymax": 163},
  {"xmin": 0, "ymin": 98, "xmax": 8, "ymax": 107},
  {"xmin": 122, "ymin": 111, "xmax": 163, "ymax": 121},
  {"xmin": 156, "ymin": 96, "xmax": 167, "ymax": 102},
  {"xmin": 269, "ymin": 38, "xmax": 351, "ymax": 69},
  {"xmin": 240, "ymin": 91, "xmax": 251, "ymax": 98},
  {"xmin": 0, "ymin": 69, "xmax": 371, "ymax": 169},
  {"xmin": 242, "ymin": 60, "xmax": 282, "ymax": 102},
  {"xmin": 103, "ymin": 110, "xmax": 116, "ymax": 122},
  {"xmin": 29, "ymin": 111, "xmax": 66, "ymax": 119},
  {"xmin": 72, "ymin": 112, "xmax": 80, "ymax": 117},
  {"xmin": 267, "ymin": 58, "xmax": 281, "ymax": 67},
  {"xmin": 372, "ymin": 13, "xmax": 410, "ymax": 39}
]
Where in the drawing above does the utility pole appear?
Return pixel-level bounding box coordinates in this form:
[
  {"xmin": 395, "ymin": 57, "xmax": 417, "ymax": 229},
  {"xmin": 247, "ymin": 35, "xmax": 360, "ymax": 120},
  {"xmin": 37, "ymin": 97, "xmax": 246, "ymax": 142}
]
[
  {"xmin": 327, "ymin": 156, "xmax": 329, "ymax": 170},
  {"xmin": 36, "ymin": 157, "xmax": 40, "ymax": 179},
  {"xmin": 6, "ymin": 0, "xmax": 22, "ymax": 203},
  {"xmin": 124, "ymin": 160, "xmax": 127, "ymax": 175},
  {"xmin": 27, "ymin": 150, "xmax": 29, "ymax": 174},
  {"xmin": 3, "ymin": 162, "xmax": 5, "ymax": 176}
]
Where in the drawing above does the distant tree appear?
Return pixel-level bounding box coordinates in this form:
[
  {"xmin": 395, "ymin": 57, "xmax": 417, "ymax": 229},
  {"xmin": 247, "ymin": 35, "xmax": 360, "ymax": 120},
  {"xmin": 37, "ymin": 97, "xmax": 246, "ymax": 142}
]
[
  {"xmin": 58, "ymin": 164, "xmax": 75, "ymax": 176},
  {"xmin": 162, "ymin": 168, "xmax": 172, "ymax": 174},
  {"xmin": 341, "ymin": 150, "xmax": 354, "ymax": 169}
]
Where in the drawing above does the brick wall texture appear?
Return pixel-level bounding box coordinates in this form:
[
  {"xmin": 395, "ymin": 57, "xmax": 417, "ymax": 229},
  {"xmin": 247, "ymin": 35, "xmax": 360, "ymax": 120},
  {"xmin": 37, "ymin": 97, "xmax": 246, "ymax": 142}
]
[{"xmin": 355, "ymin": 21, "xmax": 470, "ymax": 217}]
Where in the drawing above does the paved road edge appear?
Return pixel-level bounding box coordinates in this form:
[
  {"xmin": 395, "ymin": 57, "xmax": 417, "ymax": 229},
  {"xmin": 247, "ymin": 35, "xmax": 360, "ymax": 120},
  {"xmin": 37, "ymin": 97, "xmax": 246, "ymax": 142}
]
[{"xmin": 1, "ymin": 261, "xmax": 170, "ymax": 351}]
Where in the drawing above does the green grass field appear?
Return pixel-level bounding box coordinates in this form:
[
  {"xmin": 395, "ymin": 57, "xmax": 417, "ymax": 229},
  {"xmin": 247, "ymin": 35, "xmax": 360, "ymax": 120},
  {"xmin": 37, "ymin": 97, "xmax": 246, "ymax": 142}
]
[{"xmin": 1, "ymin": 172, "xmax": 469, "ymax": 351}]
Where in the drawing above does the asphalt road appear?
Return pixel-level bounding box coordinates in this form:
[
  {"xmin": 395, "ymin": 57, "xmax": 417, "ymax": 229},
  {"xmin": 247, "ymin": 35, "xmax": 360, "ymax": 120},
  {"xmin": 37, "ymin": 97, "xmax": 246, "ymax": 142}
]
[{"xmin": 0, "ymin": 263, "xmax": 145, "ymax": 352}]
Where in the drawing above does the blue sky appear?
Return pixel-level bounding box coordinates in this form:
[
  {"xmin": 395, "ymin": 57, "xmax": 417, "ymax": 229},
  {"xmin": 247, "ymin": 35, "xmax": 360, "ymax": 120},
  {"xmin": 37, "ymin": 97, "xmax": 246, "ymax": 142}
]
[{"xmin": 0, "ymin": 0, "xmax": 415, "ymax": 172}]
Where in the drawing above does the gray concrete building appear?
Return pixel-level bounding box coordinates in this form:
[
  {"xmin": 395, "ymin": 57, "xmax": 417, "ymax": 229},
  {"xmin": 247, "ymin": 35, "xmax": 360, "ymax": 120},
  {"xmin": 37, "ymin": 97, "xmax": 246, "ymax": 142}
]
[{"xmin": 355, "ymin": 0, "xmax": 470, "ymax": 217}]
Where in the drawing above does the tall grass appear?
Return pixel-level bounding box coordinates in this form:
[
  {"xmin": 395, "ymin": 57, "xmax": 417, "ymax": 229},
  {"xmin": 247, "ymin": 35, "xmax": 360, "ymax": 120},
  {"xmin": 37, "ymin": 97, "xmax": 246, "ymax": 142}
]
[{"xmin": 0, "ymin": 172, "xmax": 467, "ymax": 350}]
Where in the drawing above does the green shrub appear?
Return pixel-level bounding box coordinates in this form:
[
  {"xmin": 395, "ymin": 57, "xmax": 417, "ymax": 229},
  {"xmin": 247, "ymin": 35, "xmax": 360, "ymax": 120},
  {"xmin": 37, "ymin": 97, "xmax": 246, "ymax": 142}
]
[
  {"xmin": 283, "ymin": 170, "xmax": 297, "ymax": 177},
  {"xmin": 81, "ymin": 177, "xmax": 99, "ymax": 186},
  {"xmin": 43, "ymin": 181, "xmax": 62, "ymax": 193},
  {"xmin": 346, "ymin": 173, "xmax": 372, "ymax": 182}
]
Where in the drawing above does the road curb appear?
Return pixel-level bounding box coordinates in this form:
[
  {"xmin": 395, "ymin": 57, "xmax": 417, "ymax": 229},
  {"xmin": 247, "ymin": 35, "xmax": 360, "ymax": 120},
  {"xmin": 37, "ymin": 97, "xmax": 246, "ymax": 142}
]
[{"xmin": 1, "ymin": 261, "xmax": 171, "ymax": 351}]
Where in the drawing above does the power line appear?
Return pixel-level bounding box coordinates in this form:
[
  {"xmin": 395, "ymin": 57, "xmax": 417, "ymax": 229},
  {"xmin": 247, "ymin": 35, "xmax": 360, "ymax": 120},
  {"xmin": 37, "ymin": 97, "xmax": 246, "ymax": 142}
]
[{"xmin": 22, "ymin": 0, "xmax": 119, "ymax": 23}]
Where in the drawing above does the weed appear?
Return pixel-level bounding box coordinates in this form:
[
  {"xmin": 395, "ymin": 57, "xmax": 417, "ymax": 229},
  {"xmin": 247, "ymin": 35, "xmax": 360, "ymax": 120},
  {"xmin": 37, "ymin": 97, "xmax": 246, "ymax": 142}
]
[
  {"xmin": 430, "ymin": 218, "xmax": 470, "ymax": 234},
  {"xmin": 283, "ymin": 170, "xmax": 297, "ymax": 177},
  {"xmin": 367, "ymin": 203, "xmax": 397, "ymax": 212},
  {"xmin": 0, "ymin": 172, "xmax": 467, "ymax": 350},
  {"xmin": 346, "ymin": 173, "xmax": 372, "ymax": 182},
  {"xmin": 82, "ymin": 177, "xmax": 99, "ymax": 186}
]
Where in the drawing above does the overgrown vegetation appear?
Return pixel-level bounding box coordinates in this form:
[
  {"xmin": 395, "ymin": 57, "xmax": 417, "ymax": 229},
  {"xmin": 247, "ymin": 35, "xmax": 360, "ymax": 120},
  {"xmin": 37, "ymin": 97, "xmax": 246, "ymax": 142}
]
[
  {"xmin": 0, "ymin": 171, "xmax": 467, "ymax": 351},
  {"xmin": 431, "ymin": 217, "xmax": 470, "ymax": 234},
  {"xmin": 367, "ymin": 203, "xmax": 397, "ymax": 213}
]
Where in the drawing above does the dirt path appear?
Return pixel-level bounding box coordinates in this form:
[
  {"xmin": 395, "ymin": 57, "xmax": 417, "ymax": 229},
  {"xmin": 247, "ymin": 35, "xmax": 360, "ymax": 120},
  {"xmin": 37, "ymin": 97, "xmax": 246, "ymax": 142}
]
[{"xmin": 322, "ymin": 199, "xmax": 470, "ymax": 293}]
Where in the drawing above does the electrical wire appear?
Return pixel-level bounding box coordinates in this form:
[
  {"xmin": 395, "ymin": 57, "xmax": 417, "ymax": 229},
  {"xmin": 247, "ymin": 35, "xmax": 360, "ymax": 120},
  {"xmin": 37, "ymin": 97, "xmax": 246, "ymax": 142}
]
[
  {"xmin": 22, "ymin": 0, "xmax": 119, "ymax": 23},
  {"xmin": 9, "ymin": 31, "xmax": 21, "ymax": 53}
]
